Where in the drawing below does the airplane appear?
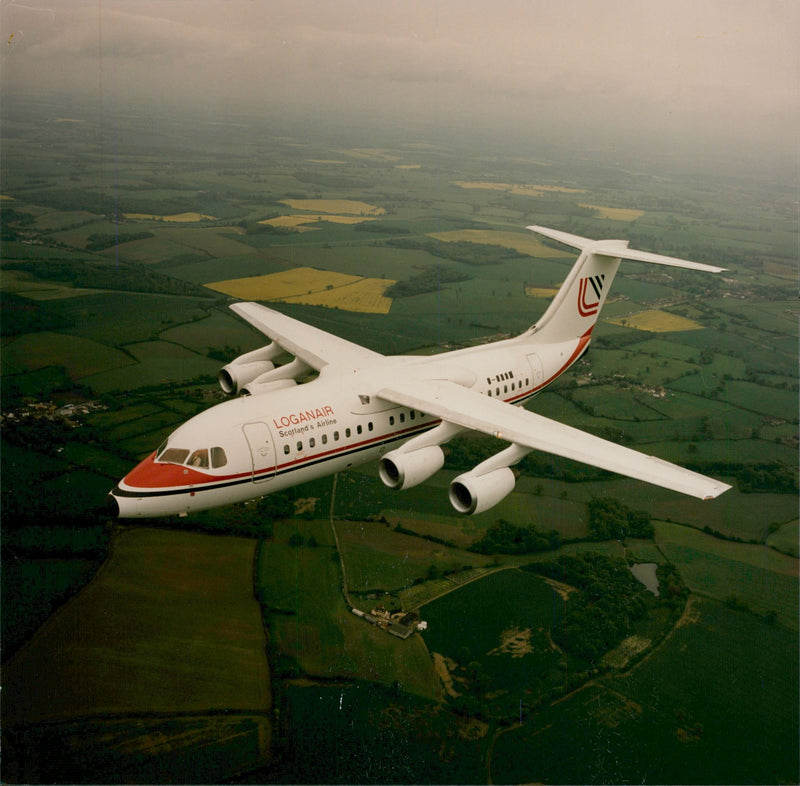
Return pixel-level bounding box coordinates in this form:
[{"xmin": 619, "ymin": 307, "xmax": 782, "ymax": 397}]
[{"xmin": 107, "ymin": 226, "xmax": 732, "ymax": 519}]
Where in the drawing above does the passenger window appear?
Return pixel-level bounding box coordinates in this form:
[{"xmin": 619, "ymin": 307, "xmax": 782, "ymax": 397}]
[
  {"xmin": 334, "ymin": 431, "xmax": 340, "ymax": 441},
  {"xmin": 410, "ymin": 411, "xmax": 415, "ymax": 420},
  {"xmin": 389, "ymin": 416, "xmax": 395, "ymax": 426},
  {"xmin": 296, "ymin": 441, "xmax": 303, "ymax": 451},
  {"xmin": 346, "ymin": 428, "xmax": 351, "ymax": 438},
  {"xmin": 496, "ymin": 387, "xmax": 500, "ymax": 396},
  {"xmin": 400, "ymin": 413, "xmax": 405, "ymax": 423},
  {"xmin": 159, "ymin": 447, "xmax": 190, "ymax": 465},
  {"xmin": 504, "ymin": 385, "xmax": 508, "ymax": 394},
  {"xmin": 284, "ymin": 445, "xmax": 290, "ymax": 455},
  {"xmin": 210, "ymin": 446, "xmax": 227, "ymax": 468},
  {"xmin": 188, "ymin": 449, "xmax": 209, "ymax": 468},
  {"xmin": 322, "ymin": 433, "xmax": 328, "ymax": 445},
  {"xmin": 357, "ymin": 424, "xmax": 363, "ymax": 435},
  {"xmin": 309, "ymin": 437, "xmax": 316, "ymax": 448},
  {"xmin": 368, "ymin": 422, "xmax": 373, "ymax": 432}
]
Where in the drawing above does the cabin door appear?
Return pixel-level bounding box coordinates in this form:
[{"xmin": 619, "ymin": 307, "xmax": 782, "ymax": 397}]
[
  {"xmin": 243, "ymin": 422, "xmax": 276, "ymax": 483},
  {"xmin": 526, "ymin": 353, "xmax": 544, "ymax": 392}
]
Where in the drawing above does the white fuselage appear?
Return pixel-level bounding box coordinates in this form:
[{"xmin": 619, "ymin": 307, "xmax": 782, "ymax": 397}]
[{"xmin": 109, "ymin": 331, "xmax": 588, "ymax": 518}]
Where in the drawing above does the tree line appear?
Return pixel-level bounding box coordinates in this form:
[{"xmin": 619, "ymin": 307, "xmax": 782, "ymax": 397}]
[{"xmin": 524, "ymin": 553, "xmax": 651, "ymax": 662}]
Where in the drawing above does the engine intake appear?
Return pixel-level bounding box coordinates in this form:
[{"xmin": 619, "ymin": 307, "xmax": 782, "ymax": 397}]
[
  {"xmin": 218, "ymin": 344, "xmax": 283, "ymax": 395},
  {"xmin": 379, "ymin": 445, "xmax": 445, "ymax": 490}
]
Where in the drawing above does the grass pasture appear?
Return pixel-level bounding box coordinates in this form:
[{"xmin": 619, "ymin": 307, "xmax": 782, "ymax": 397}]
[
  {"xmin": 767, "ymin": 520, "xmax": 799, "ymax": 557},
  {"xmin": 579, "ymin": 204, "xmax": 644, "ymax": 221},
  {"xmin": 85, "ymin": 340, "xmax": 220, "ymax": 393},
  {"xmin": 1, "ymin": 331, "xmax": 133, "ymax": 379},
  {"xmin": 492, "ymin": 597, "xmax": 798, "ymax": 784},
  {"xmin": 723, "ymin": 379, "xmax": 797, "ymax": 420},
  {"xmin": 255, "ymin": 521, "xmax": 441, "ymax": 700},
  {"xmin": 3, "ymin": 528, "xmax": 269, "ymax": 724},
  {"xmin": 337, "ymin": 519, "xmax": 491, "ymax": 593},
  {"xmin": 654, "ymin": 521, "xmax": 798, "ymax": 627},
  {"xmin": 0, "ymin": 269, "xmax": 105, "ymax": 301},
  {"xmin": 421, "ymin": 568, "xmax": 571, "ymax": 715},
  {"xmin": 7, "ymin": 713, "xmax": 271, "ymax": 785}
]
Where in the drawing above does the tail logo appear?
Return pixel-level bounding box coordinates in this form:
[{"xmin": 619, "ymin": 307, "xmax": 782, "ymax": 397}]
[{"xmin": 578, "ymin": 274, "xmax": 605, "ymax": 317}]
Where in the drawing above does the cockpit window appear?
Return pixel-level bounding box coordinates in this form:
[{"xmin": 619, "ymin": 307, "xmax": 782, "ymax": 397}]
[
  {"xmin": 210, "ymin": 447, "xmax": 227, "ymax": 468},
  {"xmin": 187, "ymin": 448, "xmax": 209, "ymax": 468},
  {"xmin": 159, "ymin": 447, "xmax": 190, "ymax": 465}
]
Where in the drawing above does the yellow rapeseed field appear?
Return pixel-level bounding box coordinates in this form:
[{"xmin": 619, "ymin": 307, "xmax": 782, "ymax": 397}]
[
  {"xmin": 279, "ymin": 199, "xmax": 385, "ymax": 216},
  {"xmin": 206, "ymin": 267, "xmax": 395, "ymax": 314},
  {"xmin": 579, "ymin": 204, "xmax": 644, "ymax": 221},
  {"xmin": 207, "ymin": 267, "xmax": 360, "ymax": 299},
  {"xmin": 279, "ymin": 278, "xmax": 394, "ymax": 314},
  {"xmin": 260, "ymin": 214, "xmax": 375, "ymax": 228},
  {"xmin": 428, "ymin": 229, "xmax": 573, "ymax": 258},
  {"xmin": 525, "ymin": 286, "xmax": 560, "ymax": 298},
  {"xmin": 124, "ymin": 212, "xmax": 216, "ymax": 222},
  {"xmin": 607, "ymin": 309, "xmax": 704, "ymax": 332},
  {"xmin": 451, "ymin": 181, "xmax": 586, "ymax": 195}
]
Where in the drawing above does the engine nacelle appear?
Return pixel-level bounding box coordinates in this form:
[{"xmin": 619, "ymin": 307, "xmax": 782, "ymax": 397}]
[
  {"xmin": 379, "ymin": 445, "xmax": 445, "ymax": 490},
  {"xmin": 218, "ymin": 345, "xmax": 283, "ymax": 395},
  {"xmin": 240, "ymin": 378, "xmax": 297, "ymax": 397},
  {"xmin": 449, "ymin": 467, "xmax": 517, "ymax": 516}
]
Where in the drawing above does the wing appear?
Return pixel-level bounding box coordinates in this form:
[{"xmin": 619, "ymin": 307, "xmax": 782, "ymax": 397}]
[
  {"xmin": 377, "ymin": 378, "xmax": 731, "ymax": 500},
  {"xmin": 230, "ymin": 302, "xmax": 384, "ymax": 371}
]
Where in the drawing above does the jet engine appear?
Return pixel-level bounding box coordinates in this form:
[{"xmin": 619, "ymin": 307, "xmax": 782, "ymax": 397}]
[
  {"xmin": 240, "ymin": 358, "xmax": 312, "ymax": 396},
  {"xmin": 379, "ymin": 445, "xmax": 445, "ymax": 490},
  {"xmin": 448, "ymin": 442, "xmax": 531, "ymax": 515},
  {"xmin": 449, "ymin": 467, "xmax": 516, "ymax": 515},
  {"xmin": 218, "ymin": 345, "xmax": 283, "ymax": 395}
]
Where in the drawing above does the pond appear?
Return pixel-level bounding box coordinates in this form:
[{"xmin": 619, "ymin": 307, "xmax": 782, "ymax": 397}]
[{"xmin": 630, "ymin": 562, "xmax": 659, "ymax": 596}]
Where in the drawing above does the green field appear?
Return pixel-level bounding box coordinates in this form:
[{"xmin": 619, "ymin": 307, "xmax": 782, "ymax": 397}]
[
  {"xmin": 492, "ymin": 598, "xmax": 798, "ymax": 784},
  {"xmin": 422, "ymin": 570, "xmax": 570, "ymax": 697},
  {"xmin": 3, "ymin": 528, "xmax": 270, "ymax": 724},
  {"xmin": 3, "ymin": 528, "xmax": 272, "ymax": 779},
  {"xmin": 2, "ymin": 99, "xmax": 797, "ymax": 784},
  {"xmin": 654, "ymin": 521, "xmax": 798, "ymax": 627},
  {"xmin": 255, "ymin": 520, "xmax": 441, "ymax": 701}
]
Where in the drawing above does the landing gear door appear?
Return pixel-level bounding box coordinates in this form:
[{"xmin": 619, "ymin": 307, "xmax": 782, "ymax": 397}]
[
  {"xmin": 243, "ymin": 422, "xmax": 276, "ymax": 483},
  {"xmin": 526, "ymin": 353, "xmax": 544, "ymax": 392}
]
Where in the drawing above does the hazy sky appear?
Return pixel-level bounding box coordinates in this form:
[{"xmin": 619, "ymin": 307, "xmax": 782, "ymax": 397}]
[{"xmin": 2, "ymin": 0, "xmax": 797, "ymax": 157}]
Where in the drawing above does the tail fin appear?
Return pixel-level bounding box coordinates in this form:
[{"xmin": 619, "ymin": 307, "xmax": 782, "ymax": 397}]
[{"xmin": 525, "ymin": 226, "xmax": 725, "ymax": 344}]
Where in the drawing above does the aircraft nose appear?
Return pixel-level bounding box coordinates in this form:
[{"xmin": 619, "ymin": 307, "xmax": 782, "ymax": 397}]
[{"xmin": 106, "ymin": 493, "xmax": 120, "ymax": 518}]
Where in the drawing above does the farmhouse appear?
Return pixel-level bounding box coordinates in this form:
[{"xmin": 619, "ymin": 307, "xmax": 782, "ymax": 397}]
[{"xmin": 351, "ymin": 607, "xmax": 424, "ymax": 639}]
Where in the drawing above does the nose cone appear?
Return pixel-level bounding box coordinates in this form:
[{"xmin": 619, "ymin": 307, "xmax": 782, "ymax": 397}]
[
  {"xmin": 106, "ymin": 493, "xmax": 120, "ymax": 518},
  {"xmin": 108, "ymin": 450, "xmax": 215, "ymax": 518}
]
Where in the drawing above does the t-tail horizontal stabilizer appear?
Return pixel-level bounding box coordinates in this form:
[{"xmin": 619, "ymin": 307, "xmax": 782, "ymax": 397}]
[
  {"xmin": 527, "ymin": 226, "xmax": 727, "ymax": 273},
  {"xmin": 524, "ymin": 226, "xmax": 726, "ymax": 343}
]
